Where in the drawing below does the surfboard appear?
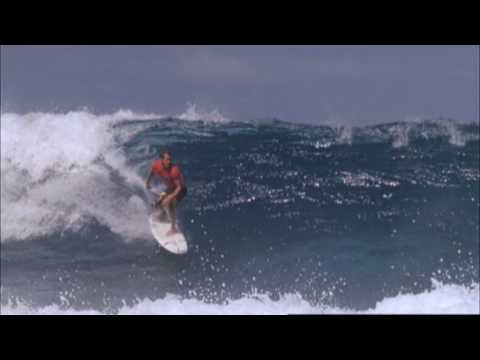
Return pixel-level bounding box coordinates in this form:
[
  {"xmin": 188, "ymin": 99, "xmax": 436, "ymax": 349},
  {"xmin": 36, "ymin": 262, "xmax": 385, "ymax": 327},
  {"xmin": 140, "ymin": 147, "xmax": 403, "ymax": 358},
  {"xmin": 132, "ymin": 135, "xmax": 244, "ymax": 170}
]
[{"xmin": 149, "ymin": 209, "xmax": 188, "ymax": 254}]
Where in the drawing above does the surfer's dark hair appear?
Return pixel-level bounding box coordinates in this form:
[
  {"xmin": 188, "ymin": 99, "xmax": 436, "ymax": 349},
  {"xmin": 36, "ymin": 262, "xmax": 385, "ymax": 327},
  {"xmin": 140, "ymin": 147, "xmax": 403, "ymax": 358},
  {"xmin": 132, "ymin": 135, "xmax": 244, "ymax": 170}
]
[{"xmin": 159, "ymin": 150, "xmax": 171, "ymax": 159}]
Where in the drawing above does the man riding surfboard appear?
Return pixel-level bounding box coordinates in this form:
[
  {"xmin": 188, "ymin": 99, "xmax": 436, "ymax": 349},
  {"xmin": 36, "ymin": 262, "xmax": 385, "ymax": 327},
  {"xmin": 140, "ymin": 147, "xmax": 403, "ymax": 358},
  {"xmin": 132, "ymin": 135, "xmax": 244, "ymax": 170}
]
[{"xmin": 145, "ymin": 150, "xmax": 187, "ymax": 237}]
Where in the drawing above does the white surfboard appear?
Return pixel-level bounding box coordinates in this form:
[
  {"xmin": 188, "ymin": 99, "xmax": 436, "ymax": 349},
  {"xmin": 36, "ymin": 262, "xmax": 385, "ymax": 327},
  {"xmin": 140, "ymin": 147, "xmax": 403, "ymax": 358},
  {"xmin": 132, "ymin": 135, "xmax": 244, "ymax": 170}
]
[{"xmin": 149, "ymin": 210, "xmax": 188, "ymax": 255}]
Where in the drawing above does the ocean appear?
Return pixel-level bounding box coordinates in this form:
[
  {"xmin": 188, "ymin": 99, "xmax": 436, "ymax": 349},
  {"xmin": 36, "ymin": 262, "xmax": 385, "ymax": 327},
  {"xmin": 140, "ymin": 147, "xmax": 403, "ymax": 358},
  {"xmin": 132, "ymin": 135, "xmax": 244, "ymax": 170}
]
[{"xmin": 1, "ymin": 109, "xmax": 478, "ymax": 314}]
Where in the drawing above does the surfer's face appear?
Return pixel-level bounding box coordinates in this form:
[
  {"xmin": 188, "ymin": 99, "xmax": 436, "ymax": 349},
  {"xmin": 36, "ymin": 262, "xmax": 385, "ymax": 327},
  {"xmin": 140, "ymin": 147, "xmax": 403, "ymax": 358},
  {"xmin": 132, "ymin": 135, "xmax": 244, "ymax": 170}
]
[{"xmin": 161, "ymin": 154, "xmax": 172, "ymax": 169}]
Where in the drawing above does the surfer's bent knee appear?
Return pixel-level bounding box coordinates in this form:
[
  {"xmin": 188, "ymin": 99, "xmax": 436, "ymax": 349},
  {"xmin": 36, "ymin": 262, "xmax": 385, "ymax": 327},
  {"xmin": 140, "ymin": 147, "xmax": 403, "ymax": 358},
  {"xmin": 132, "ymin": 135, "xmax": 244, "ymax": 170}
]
[
  {"xmin": 177, "ymin": 187, "xmax": 187, "ymax": 203},
  {"xmin": 170, "ymin": 187, "xmax": 187, "ymax": 205}
]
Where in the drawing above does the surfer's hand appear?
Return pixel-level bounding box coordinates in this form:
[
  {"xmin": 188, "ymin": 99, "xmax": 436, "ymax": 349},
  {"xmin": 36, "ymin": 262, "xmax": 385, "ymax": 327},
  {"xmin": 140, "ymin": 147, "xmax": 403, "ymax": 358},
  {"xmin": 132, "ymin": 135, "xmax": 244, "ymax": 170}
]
[
  {"xmin": 145, "ymin": 182, "xmax": 151, "ymax": 189},
  {"xmin": 162, "ymin": 196, "xmax": 172, "ymax": 207}
]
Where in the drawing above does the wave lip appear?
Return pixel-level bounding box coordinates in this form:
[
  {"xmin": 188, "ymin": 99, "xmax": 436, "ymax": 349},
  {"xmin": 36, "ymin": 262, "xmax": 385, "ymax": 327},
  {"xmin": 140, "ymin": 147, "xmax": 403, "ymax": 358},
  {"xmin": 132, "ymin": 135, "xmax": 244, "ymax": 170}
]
[{"xmin": 175, "ymin": 103, "xmax": 229, "ymax": 123}]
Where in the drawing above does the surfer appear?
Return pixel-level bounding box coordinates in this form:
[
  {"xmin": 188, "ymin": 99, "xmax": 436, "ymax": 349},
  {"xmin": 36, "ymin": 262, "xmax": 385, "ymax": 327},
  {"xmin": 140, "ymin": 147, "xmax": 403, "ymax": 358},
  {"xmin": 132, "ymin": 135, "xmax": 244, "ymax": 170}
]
[{"xmin": 145, "ymin": 150, "xmax": 187, "ymax": 236}]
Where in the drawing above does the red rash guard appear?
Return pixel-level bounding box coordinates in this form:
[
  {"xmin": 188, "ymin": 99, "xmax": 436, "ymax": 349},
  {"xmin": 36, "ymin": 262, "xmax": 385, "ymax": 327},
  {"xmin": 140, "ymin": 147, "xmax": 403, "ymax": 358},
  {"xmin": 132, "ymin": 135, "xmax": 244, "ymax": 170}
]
[{"xmin": 151, "ymin": 160, "xmax": 185, "ymax": 190}]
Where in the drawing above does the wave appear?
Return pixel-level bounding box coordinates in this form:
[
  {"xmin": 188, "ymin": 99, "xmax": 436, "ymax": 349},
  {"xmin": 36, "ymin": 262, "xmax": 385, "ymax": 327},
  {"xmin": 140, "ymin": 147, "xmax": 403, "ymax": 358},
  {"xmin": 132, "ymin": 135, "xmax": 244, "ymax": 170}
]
[
  {"xmin": 2, "ymin": 110, "xmax": 478, "ymax": 243},
  {"xmin": 0, "ymin": 105, "xmax": 232, "ymax": 242},
  {"xmin": 1, "ymin": 111, "xmax": 152, "ymax": 242},
  {"xmin": 2, "ymin": 280, "xmax": 478, "ymax": 315},
  {"xmin": 301, "ymin": 119, "xmax": 479, "ymax": 149}
]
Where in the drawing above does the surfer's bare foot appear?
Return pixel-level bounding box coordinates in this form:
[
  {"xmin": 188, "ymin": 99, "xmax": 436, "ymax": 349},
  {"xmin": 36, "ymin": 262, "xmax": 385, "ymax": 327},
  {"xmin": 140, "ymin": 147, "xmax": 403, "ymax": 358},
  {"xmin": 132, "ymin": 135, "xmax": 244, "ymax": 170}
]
[{"xmin": 166, "ymin": 228, "xmax": 178, "ymax": 237}]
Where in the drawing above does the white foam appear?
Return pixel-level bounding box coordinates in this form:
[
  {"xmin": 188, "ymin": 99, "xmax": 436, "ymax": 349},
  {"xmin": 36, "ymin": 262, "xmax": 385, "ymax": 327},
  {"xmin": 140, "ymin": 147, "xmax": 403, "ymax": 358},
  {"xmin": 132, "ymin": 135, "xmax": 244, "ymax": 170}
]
[
  {"xmin": 359, "ymin": 119, "xmax": 478, "ymax": 148},
  {"xmin": 365, "ymin": 281, "xmax": 479, "ymax": 314},
  {"xmin": 1, "ymin": 111, "xmax": 160, "ymax": 242},
  {"xmin": 108, "ymin": 109, "xmax": 165, "ymax": 121},
  {"xmin": 390, "ymin": 123, "xmax": 411, "ymax": 148},
  {"xmin": 443, "ymin": 120, "xmax": 467, "ymax": 147},
  {"xmin": 2, "ymin": 281, "xmax": 477, "ymax": 315},
  {"xmin": 334, "ymin": 126, "xmax": 353, "ymax": 145},
  {"xmin": 176, "ymin": 103, "xmax": 229, "ymax": 123}
]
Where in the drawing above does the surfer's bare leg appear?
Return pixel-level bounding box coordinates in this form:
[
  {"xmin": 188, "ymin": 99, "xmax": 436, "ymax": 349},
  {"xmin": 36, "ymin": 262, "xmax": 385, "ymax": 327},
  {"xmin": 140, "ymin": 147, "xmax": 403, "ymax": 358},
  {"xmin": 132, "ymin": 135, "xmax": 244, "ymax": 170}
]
[
  {"xmin": 164, "ymin": 201, "xmax": 178, "ymax": 236},
  {"xmin": 153, "ymin": 193, "xmax": 168, "ymax": 221},
  {"xmin": 161, "ymin": 188, "xmax": 185, "ymax": 236}
]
